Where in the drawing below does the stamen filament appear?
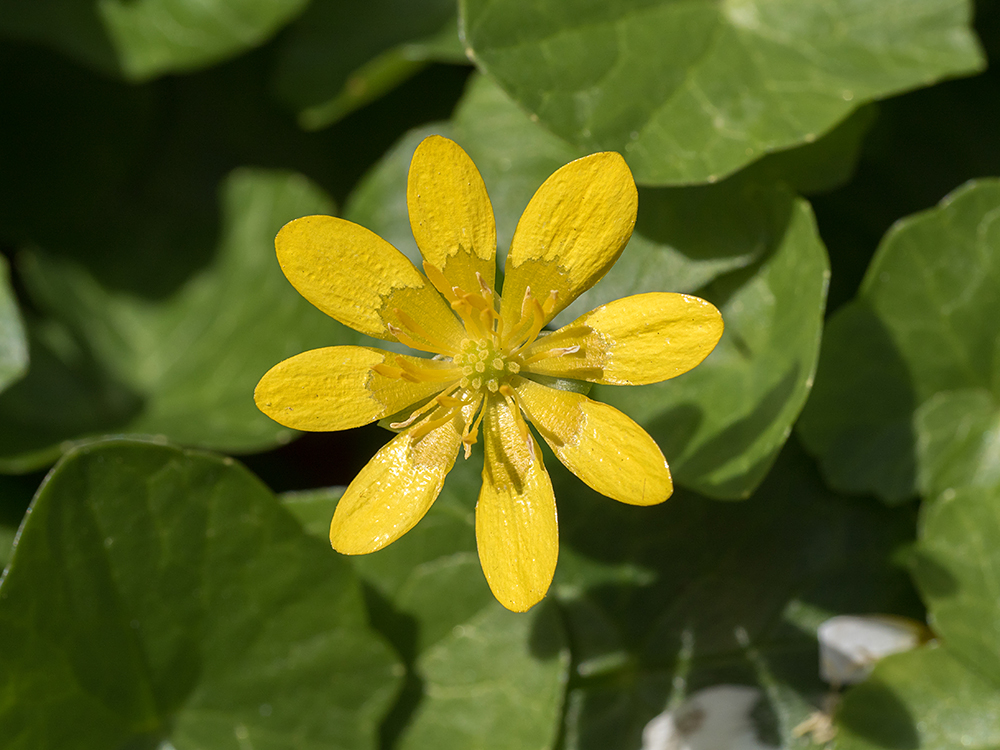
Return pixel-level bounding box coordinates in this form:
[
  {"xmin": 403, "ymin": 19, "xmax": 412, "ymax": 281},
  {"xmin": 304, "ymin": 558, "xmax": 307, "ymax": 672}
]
[{"xmin": 520, "ymin": 344, "xmax": 581, "ymax": 366}]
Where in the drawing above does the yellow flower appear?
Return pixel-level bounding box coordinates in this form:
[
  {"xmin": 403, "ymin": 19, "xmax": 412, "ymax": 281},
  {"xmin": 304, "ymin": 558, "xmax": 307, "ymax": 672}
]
[{"xmin": 255, "ymin": 136, "xmax": 723, "ymax": 612}]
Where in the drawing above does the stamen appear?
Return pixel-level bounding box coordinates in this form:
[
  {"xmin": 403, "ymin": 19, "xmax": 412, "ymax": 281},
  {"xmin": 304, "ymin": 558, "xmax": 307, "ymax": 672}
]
[
  {"xmin": 507, "ymin": 289, "xmax": 547, "ymax": 353},
  {"xmin": 392, "ymin": 308, "xmax": 458, "ymax": 356},
  {"xmin": 422, "ymin": 261, "xmax": 459, "ymax": 304},
  {"xmin": 541, "ymin": 290, "xmax": 559, "ymax": 317},
  {"xmin": 461, "ymin": 395, "xmax": 487, "ymax": 459},
  {"xmin": 387, "ymin": 323, "xmax": 453, "ymax": 357},
  {"xmin": 520, "ymin": 344, "xmax": 582, "ymax": 366},
  {"xmin": 389, "ymin": 383, "xmax": 461, "ymax": 429}
]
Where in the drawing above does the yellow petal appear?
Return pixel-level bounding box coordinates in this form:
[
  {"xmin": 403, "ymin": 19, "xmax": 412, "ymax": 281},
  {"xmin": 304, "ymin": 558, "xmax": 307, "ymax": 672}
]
[
  {"xmin": 521, "ymin": 292, "xmax": 723, "ymax": 385},
  {"xmin": 500, "ymin": 152, "xmax": 637, "ymax": 343},
  {"xmin": 407, "ymin": 135, "xmax": 497, "ymax": 293},
  {"xmin": 476, "ymin": 394, "xmax": 558, "ymax": 612},
  {"xmin": 276, "ymin": 215, "xmax": 464, "ymax": 354},
  {"xmin": 330, "ymin": 414, "xmax": 463, "ymax": 554},
  {"xmin": 254, "ymin": 346, "xmax": 458, "ymax": 431},
  {"xmin": 515, "ymin": 378, "xmax": 672, "ymax": 506}
]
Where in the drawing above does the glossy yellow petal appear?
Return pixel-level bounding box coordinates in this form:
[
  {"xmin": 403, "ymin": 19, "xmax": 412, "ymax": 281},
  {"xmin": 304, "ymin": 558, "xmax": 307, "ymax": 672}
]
[
  {"xmin": 276, "ymin": 215, "xmax": 464, "ymax": 354},
  {"xmin": 476, "ymin": 394, "xmax": 558, "ymax": 612},
  {"xmin": 521, "ymin": 292, "xmax": 723, "ymax": 385},
  {"xmin": 330, "ymin": 413, "xmax": 463, "ymax": 554},
  {"xmin": 254, "ymin": 346, "xmax": 458, "ymax": 431},
  {"xmin": 500, "ymin": 152, "xmax": 637, "ymax": 343},
  {"xmin": 515, "ymin": 378, "xmax": 672, "ymax": 506},
  {"xmin": 407, "ymin": 135, "xmax": 497, "ymax": 293}
]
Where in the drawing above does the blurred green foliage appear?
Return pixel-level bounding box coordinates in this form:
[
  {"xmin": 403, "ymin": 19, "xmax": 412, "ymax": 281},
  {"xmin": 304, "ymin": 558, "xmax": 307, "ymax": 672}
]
[{"xmin": 1, "ymin": 0, "xmax": 999, "ymax": 747}]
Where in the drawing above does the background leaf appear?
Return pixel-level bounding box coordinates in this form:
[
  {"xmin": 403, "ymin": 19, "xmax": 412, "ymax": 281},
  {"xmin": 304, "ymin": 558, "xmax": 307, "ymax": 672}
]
[
  {"xmin": 282, "ymin": 457, "xmax": 570, "ymax": 750},
  {"xmin": 271, "ymin": 0, "xmax": 466, "ymax": 129},
  {"xmin": 0, "ymin": 0, "xmax": 310, "ymax": 80},
  {"xmin": 798, "ymin": 179, "xmax": 1000, "ymax": 502},
  {"xmin": 0, "ymin": 256, "xmax": 27, "ymax": 395},
  {"xmin": 837, "ymin": 481, "xmax": 1000, "ymax": 747},
  {"xmin": 0, "ymin": 170, "xmax": 356, "ymax": 471},
  {"xmin": 460, "ymin": 0, "xmax": 984, "ymax": 185},
  {"xmin": 0, "ymin": 439, "xmax": 401, "ymax": 749}
]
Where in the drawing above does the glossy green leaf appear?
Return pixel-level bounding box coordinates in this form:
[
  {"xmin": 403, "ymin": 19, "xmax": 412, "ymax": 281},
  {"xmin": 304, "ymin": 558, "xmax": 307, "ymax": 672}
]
[
  {"xmin": 799, "ymin": 179, "xmax": 1000, "ymax": 502},
  {"xmin": 282, "ymin": 457, "xmax": 570, "ymax": 750},
  {"xmin": 0, "ymin": 169, "xmax": 356, "ymax": 472},
  {"xmin": 0, "ymin": 440, "xmax": 401, "ymax": 749},
  {"xmin": 836, "ymin": 646, "xmax": 1000, "ymax": 749},
  {"xmin": 0, "ymin": 0, "xmax": 309, "ymax": 80},
  {"xmin": 346, "ymin": 73, "xmax": 830, "ymax": 499},
  {"xmin": 550, "ymin": 440, "xmax": 922, "ymax": 748},
  {"xmin": 0, "ymin": 256, "xmax": 27, "ymax": 395},
  {"xmin": 461, "ymin": 0, "xmax": 984, "ymax": 185},
  {"xmin": 272, "ymin": 0, "xmax": 465, "ymax": 130}
]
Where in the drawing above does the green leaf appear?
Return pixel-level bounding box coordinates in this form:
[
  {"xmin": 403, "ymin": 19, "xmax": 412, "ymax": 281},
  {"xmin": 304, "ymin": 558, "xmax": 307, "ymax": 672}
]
[
  {"xmin": 836, "ymin": 646, "xmax": 1000, "ymax": 749},
  {"xmin": 346, "ymin": 73, "xmax": 829, "ymax": 499},
  {"xmin": 0, "ymin": 0, "xmax": 309, "ymax": 80},
  {"xmin": 460, "ymin": 0, "xmax": 984, "ymax": 185},
  {"xmin": 0, "ymin": 169, "xmax": 356, "ymax": 471},
  {"xmin": 0, "ymin": 439, "xmax": 401, "ymax": 749},
  {"xmin": 271, "ymin": 0, "xmax": 465, "ymax": 130},
  {"xmin": 798, "ymin": 179, "xmax": 1000, "ymax": 502},
  {"xmin": 599, "ymin": 188, "xmax": 829, "ymax": 499},
  {"xmin": 836, "ymin": 451, "xmax": 1000, "ymax": 746},
  {"xmin": 550, "ymin": 440, "xmax": 922, "ymax": 748},
  {"xmin": 913, "ymin": 483, "xmax": 1000, "ymax": 683},
  {"xmin": 282, "ymin": 458, "xmax": 570, "ymax": 750},
  {"xmin": 0, "ymin": 256, "xmax": 27, "ymax": 395}
]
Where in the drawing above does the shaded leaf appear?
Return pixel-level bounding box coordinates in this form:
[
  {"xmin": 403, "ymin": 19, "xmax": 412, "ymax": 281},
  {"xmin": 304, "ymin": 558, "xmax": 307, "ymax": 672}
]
[
  {"xmin": 461, "ymin": 0, "xmax": 984, "ymax": 185},
  {"xmin": 0, "ymin": 169, "xmax": 356, "ymax": 471},
  {"xmin": 0, "ymin": 0, "xmax": 309, "ymax": 80},
  {"xmin": 799, "ymin": 179, "xmax": 1000, "ymax": 502},
  {"xmin": 0, "ymin": 256, "xmax": 27, "ymax": 395},
  {"xmin": 272, "ymin": 0, "xmax": 466, "ymax": 130},
  {"xmin": 0, "ymin": 439, "xmax": 400, "ymax": 749}
]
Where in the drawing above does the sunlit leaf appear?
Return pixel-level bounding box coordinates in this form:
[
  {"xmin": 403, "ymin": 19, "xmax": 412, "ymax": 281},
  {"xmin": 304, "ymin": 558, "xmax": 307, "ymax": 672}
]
[
  {"xmin": 0, "ymin": 440, "xmax": 401, "ymax": 749},
  {"xmin": 461, "ymin": 0, "xmax": 984, "ymax": 185}
]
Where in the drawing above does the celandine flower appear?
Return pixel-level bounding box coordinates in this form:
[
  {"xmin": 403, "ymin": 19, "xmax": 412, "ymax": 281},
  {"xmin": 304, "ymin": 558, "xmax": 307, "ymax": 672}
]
[{"xmin": 255, "ymin": 136, "xmax": 723, "ymax": 611}]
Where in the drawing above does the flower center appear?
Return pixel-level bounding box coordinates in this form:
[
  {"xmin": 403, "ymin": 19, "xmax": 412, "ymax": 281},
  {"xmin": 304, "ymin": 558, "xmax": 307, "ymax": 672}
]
[{"xmin": 455, "ymin": 337, "xmax": 521, "ymax": 394}]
